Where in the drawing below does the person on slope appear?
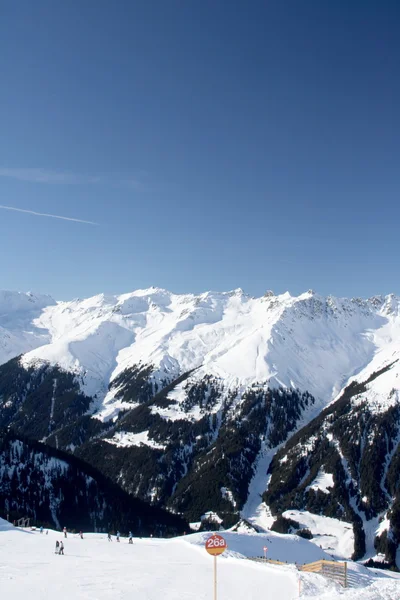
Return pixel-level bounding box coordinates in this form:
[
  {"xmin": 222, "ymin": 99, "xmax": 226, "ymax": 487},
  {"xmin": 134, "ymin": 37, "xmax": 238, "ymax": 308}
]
[
  {"xmin": 59, "ymin": 541, "xmax": 64, "ymax": 555},
  {"xmin": 79, "ymin": 531, "xmax": 83, "ymax": 539},
  {"xmin": 116, "ymin": 531, "xmax": 120, "ymax": 542},
  {"xmin": 63, "ymin": 527, "xmax": 67, "ymax": 538},
  {"xmin": 108, "ymin": 532, "xmax": 112, "ymax": 542},
  {"xmin": 55, "ymin": 540, "xmax": 60, "ymax": 554},
  {"xmin": 40, "ymin": 526, "xmax": 43, "ymax": 534},
  {"xmin": 128, "ymin": 532, "xmax": 133, "ymax": 544}
]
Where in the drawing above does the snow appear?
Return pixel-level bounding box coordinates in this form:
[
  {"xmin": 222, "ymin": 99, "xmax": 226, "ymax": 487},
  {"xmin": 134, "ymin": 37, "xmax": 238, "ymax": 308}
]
[
  {"xmin": 185, "ymin": 529, "xmax": 332, "ymax": 564},
  {"xmin": 0, "ymin": 291, "xmax": 56, "ymax": 365},
  {"xmin": 221, "ymin": 487, "xmax": 237, "ymax": 508},
  {"xmin": 1, "ymin": 519, "xmax": 400, "ymax": 600},
  {"xmin": 282, "ymin": 511, "xmax": 355, "ymax": 560},
  {"xmin": 306, "ymin": 469, "xmax": 335, "ymax": 494},
  {"xmin": 303, "ymin": 580, "xmax": 400, "ymax": 599},
  {"xmin": 241, "ymin": 442, "xmax": 279, "ymax": 531},
  {"xmin": 105, "ymin": 430, "xmax": 166, "ymax": 450},
  {"xmin": 201, "ymin": 511, "xmax": 223, "ymax": 524}
]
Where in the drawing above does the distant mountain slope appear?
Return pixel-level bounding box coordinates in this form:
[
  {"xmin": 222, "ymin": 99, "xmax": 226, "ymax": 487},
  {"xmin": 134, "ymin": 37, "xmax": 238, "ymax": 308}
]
[
  {"xmin": 0, "ymin": 430, "xmax": 186, "ymax": 535},
  {"xmin": 0, "ymin": 291, "xmax": 55, "ymax": 365},
  {"xmin": 264, "ymin": 360, "xmax": 400, "ymax": 566}
]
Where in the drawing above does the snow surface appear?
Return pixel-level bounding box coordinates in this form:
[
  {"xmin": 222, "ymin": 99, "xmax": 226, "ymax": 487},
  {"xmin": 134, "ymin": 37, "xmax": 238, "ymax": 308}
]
[
  {"xmin": 305, "ymin": 469, "xmax": 335, "ymax": 495},
  {"xmin": 282, "ymin": 511, "xmax": 355, "ymax": 560},
  {"xmin": 0, "ymin": 291, "xmax": 55, "ymax": 365},
  {"xmin": 105, "ymin": 430, "xmax": 166, "ymax": 450},
  {"xmin": 186, "ymin": 529, "xmax": 333, "ymax": 564},
  {"xmin": 241, "ymin": 442, "xmax": 280, "ymax": 530},
  {"xmin": 1, "ymin": 519, "xmax": 400, "ymax": 599}
]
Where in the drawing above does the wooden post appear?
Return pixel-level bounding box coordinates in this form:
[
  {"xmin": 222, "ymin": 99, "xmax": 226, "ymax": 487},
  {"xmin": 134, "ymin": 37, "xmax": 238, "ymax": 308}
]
[
  {"xmin": 214, "ymin": 555, "xmax": 217, "ymax": 600},
  {"xmin": 344, "ymin": 562, "xmax": 347, "ymax": 588}
]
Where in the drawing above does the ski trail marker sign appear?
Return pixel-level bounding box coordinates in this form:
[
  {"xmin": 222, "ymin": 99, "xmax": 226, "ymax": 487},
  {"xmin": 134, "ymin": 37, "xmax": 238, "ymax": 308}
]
[
  {"xmin": 205, "ymin": 534, "xmax": 227, "ymax": 556},
  {"xmin": 205, "ymin": 535, "xmax": 227, "ymax": 600}
]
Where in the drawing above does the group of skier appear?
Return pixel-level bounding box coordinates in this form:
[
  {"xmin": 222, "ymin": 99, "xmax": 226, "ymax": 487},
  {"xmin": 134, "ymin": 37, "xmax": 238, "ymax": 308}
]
[
  {"xmin": 53, "ymin": 527, "xmax": 84, "ymax": 555},
  {"xmin": 52, "ymin": 526, "xmax": 133, "ymax": 553},
  {"xmin": 107, "ymin": 531, "xmax": 133, "ymax": 544}
]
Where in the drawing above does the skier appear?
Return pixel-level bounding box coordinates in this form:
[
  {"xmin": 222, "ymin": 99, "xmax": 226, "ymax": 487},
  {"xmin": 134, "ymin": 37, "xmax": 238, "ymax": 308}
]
[
  {"xmin": 59, "ymin": 541, "xmax": 64, "ymax": 555},
  {"xmin": 55, "ymin": 540, "xmax": 60, "ymax": 554},
  {"xmin": 79, "ymin": 531, "xmax": 83, "ymax": 539},
  {"xmin": 116, "ymin": 530, "xmax": 120, "ymax": 542},
  {"xmin": 107, "ymin": 533, "xmax": 112, "ymax": 542},
  {"xmin": 128, "ymin": 531, "xmax": 133, "ymax": 544},
  {"xmin": 63, "ymin": 526, "xmax": 67, "ymax": 538},
  {"xmin": 40, "ymin": 526, "xmax": 43, "ymax": 534}
]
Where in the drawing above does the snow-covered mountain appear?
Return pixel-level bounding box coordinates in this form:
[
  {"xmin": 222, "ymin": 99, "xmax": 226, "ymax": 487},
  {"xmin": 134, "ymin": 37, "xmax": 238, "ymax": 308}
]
[
  {"xmin": 0, "ymin": 290, "xmax": 55, "ymax": 366},
  {"xmin": 1, "ymin": 287, "xmax": 399, "ymax": 407},
  {"xmin": 0, "ymin": 287, "xmax": 399, "ymax": 565}
]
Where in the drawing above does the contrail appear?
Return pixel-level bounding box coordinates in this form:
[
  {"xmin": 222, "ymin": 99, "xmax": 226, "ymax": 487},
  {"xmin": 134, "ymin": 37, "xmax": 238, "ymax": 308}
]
[{"xmin": 0, "ymin": 204, "xmax": 98, "ymax": 225}]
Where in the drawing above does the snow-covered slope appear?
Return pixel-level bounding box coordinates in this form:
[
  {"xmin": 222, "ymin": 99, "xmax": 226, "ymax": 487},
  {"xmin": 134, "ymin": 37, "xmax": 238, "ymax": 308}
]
[
  {"xmin": 0, "ymin": 287, "xmax": 398, "ymax": 412},
  {"xmin": 1, "ymin": 519, "xmax": 400, "ymax": 600},
  {"xmin": 282, "ymin": 510, "xmax": 355, "ymax": 560},
  {"xmin": 0, "ymin": 290, "xmax": 55, "ymax": 365}
]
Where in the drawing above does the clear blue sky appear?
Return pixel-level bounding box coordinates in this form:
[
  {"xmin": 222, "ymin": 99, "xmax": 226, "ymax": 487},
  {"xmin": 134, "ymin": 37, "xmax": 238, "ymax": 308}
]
[{"xmin": 1, "ymin": 1, "xmax": 399, "ymax": 300}]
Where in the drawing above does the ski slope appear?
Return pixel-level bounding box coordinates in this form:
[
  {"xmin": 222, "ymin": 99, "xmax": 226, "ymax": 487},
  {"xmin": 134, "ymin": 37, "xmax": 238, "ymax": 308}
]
[{"xmin": 1, "ymin": 519, "xmax": 400, "ymax": 599}]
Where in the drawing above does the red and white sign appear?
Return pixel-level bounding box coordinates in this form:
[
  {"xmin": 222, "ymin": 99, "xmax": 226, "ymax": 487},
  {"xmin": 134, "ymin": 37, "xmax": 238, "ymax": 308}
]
[{"xmin": 205, "ymin": 534, "xmax": 227, "ymax": 556}]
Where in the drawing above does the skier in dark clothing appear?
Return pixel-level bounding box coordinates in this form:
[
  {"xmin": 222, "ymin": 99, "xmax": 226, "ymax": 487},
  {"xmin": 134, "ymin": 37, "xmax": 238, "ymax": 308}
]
[
  {"xmin": 108, "ymin": 533, "xmax": 112, "ymax": 542},
  {"xmin": 55, "ymin": 541, "xmax": 60, "ymax": 554},
  {"xmin": 59, "ymin": 541, "xmax": 64, "ymax": 555}
]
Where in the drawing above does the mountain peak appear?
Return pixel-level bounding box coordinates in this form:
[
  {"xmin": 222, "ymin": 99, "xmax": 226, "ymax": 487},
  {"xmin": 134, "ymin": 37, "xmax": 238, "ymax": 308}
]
[{"xmin": 0, "ymin": 290, "xmax": 56, "ymax": 313}]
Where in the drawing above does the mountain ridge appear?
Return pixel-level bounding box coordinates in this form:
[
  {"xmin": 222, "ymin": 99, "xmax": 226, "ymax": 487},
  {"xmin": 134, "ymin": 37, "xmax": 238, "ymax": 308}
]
[{"xmin": 1, "ymin": 287, "xmax": 399, "ymax": 410}]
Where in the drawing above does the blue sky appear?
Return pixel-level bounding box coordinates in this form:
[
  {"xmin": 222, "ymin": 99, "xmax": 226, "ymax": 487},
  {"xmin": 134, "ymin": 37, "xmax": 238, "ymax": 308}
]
[{"xmin": 1, "ymin": 1, "xmax": 399, "ymax": 300}]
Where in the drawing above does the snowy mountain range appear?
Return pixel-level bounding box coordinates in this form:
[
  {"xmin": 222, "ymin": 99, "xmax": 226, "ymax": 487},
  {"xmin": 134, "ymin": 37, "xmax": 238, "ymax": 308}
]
[
  {"xmin": 1, "ymin": 287, "xmax": 399, "ymax": 403},
  {"xmin": 0, "ymin": 287, "xmax": 399, "ymax": 564}
]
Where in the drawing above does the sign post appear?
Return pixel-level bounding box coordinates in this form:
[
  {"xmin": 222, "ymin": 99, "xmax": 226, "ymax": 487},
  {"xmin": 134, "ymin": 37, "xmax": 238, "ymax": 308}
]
[
  {"xmin": 263, "ymin": 545, "xmax": 268, "ymax": 561},
  {"xmin": 205, "ymin": 534, "xmax": 227, "ymax": 600}
]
